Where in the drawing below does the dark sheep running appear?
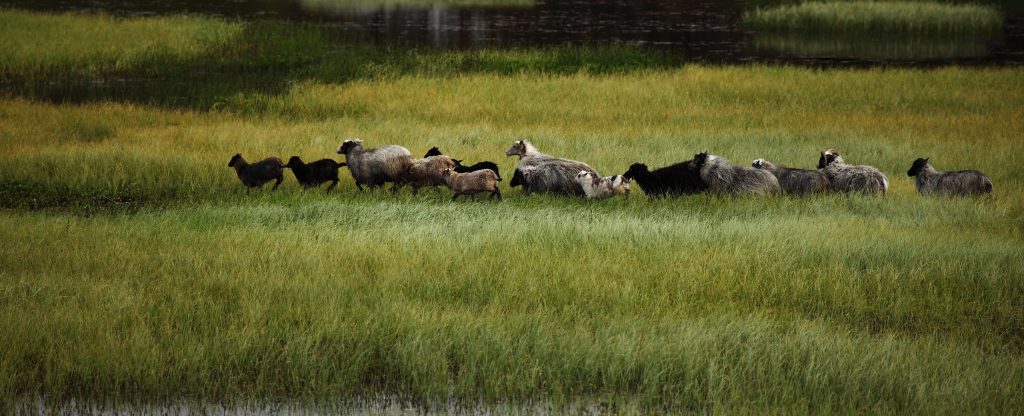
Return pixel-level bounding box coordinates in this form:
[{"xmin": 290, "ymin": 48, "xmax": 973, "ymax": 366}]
[
  {"xmin": 622, "ymin": 160, "xmax": 706, "ymax": 198},
  {"xmin": 284, "ymin": 156, "xmax": 346, "ymax": 192},
  {"xmin": 228, "ymin": 153, "xmax": 285, "ymax": 190},
  {"xmin": 907, "ymin": 157, "xmax": 993, "ymax": 196}
]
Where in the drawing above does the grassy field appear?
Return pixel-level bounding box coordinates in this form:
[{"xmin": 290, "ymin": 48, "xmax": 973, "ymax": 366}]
[
  {"xmin": 1, "ymin": 9, "xmax": 1023, "ymax": 414},
  {"xmin": 743, "ymin": 1, "xmax": 1004, "ymax": 36}
]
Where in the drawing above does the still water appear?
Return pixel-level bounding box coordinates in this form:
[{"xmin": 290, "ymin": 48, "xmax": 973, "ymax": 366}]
[{"xmin": 2, "ymin": 0, "xmax": 1022, "ymax": 65}]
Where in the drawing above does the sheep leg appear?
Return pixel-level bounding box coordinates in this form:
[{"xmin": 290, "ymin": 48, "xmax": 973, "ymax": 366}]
[
  {"xmin": 355, "ymin": 182, "xmax": 365, "ymax": 192},
  {"xmin": 272, "ymin": 175, "xmax": 283, "ymax": 190},
  {"xmin": 451, "ymin": 193, "xmax": 459, "ymax": 201},
  {"xmin": 491, "ymin": 188, "xmax": 502, "ymax": 200},
  {"xmin": 326, "ymin": 180, "xmax": 338, "ymax": 193}
]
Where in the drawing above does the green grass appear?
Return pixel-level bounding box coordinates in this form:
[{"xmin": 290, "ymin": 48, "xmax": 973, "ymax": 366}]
[
  {"xmin": 0, "ymin": 10, "xmax": 683, "ymax": 110},
  {"xmin": 750, "ymin": 34, "xmax": 992, "ymax": 60},
  {"xmin": 743, "ymin": 1, "xmax": 1004, "ymax": 36},
  {"xmin": 2, "ymin": 9, "xmax": 1024, "ymax": 414}
]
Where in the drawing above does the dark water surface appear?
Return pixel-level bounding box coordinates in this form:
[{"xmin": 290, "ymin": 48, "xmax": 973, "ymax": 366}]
[{"xmin": 3, "ymin": 0, "xmax": 1023, "ymax": 66}]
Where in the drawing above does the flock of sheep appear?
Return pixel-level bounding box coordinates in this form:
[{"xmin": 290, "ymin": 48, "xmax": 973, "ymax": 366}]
[{"xmin": 227, "ymin": 139, "xmax": 994, "ymax": 200}]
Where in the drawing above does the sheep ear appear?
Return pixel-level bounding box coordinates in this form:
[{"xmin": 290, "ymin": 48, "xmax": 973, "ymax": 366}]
[{"xmin": 925, "ymin": 157, "xmax": 929, "ymax": 162}]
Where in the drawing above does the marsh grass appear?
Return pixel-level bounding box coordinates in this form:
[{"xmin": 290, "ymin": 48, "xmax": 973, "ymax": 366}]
[
  {"xmin": 750, "ymin": 34, "xmax": 992, "ymax": 60},
  {"xmin": 1, "ymin": 9, "xmax": 1023, "ymax": 414},
  {"xmin": 743, "ymin": 1, "xmax": 1004, "ymax": 36}
]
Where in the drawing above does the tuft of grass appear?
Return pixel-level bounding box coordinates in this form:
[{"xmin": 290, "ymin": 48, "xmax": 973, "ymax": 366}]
[{"xmin": 743, "ymin": 1, "xmax": 1004, "ymax": 36}]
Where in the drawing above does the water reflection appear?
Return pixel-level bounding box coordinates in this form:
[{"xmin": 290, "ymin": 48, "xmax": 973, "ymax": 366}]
[
  {"xmin": 0, "ymin": 0, "xmax": 1020, "ymax": 65},
  {"xmin": 301, "ymin": 0, "xmax": 534, "ymax": 14},
  {"xmin": 751, "ymin": 35, "xmax": 995, "ymax": 61}
]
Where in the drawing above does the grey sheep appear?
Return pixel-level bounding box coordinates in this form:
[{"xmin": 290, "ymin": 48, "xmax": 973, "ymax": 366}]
[
  {"xmin": 751, "ymin": 158, "xmax": 831, "ymax": 196},
  {"xmin": 575, "ymin": 171, "xmax": 631, "ymax": 199},
  {"xmin": 405, "ymin": 155, "xmax": 457, "ymax": 194},
  {"xmin": 336, "ymin": 138, "xmax": 414, "ymax": 192},
  {"xmin": 693, "ymin": 152, "xmax": 780, "ymax": 196},
  {"xmin": 228, "ymin": 153, "xmax": 285, "ymax": 190},
  {"xmin": 817, "ymin": 149, "xmax": 888, "ymax": 196},
  {"xmin": 441, "ymin": 168, "xmax": 502, "ymax": 201},
  {"xmin": 907, "ymin": 157, "xmax": 993, "ymax": 196},
  {"xmin": 504, "ymin": 140, "xmax": 598, "ymax": 196}
]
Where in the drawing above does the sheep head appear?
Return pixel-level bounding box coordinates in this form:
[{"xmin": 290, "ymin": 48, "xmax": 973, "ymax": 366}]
[
  {"xmin": 336, "ymin": 138, "xmax": 363, "ymax": 155},
  {"xmin": 623, "ymin": 163, "xmax": 648, "ymax": 180},
  {"xmin": 907, "ymin": 157, "xmax": 930, "ymax": 177},
  {"xmin": 285, "ymin": 156, "xmax": 303, "ymax": 169},
  {"xmin": 424, "ymin": 147, "xmax": 443, "ymax": 158},
  {"xmin": 505, "ymin": 140, "xmax": 528, "ymax": 158},
  {"xmin": 575, "ymin": 170, "xmax": 593, "ymax": 184},
  {"xmin": 818, "ymin": 149, "xmax": 843, "ymax": 168},
  {"xmin": 228, "ymin": 153, "xmax": 243, "ymax": 167},
  {"xmin": 692, "ymin": 151, "xmax": 711, "ymax": 168}
]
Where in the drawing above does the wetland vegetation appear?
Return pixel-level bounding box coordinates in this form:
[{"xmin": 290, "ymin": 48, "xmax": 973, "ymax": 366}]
[{"xmin": 1, "ymin": 5, "xmax": 1022, "ymax": 414}]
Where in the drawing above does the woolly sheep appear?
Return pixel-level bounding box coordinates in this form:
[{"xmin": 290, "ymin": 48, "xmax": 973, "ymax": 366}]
[
  {"xmin": 693, "ymin": 152, "xmax": 780, "ymax": 196},
  {"xmin": 751, "ymin": 158, "xmax": 831, "ymax": 196},
  {"xmin": 575, "ymin": 171, "xmax": 631, "ymax": 199},
  {"xmin": 817, "ymin": 149, "xmax": 888, "ymax": 195},
  {"xmin": 285, "ymin": 156, "xmax": 346, "ymax": 192},
  {"xmin": 423, "ymin": 147, "xmax": 501, "ymax": 180},
  {"xmin": 336, "ymin": 138, "xmax": 414, "ymax": 192},
  {"xmin": 405, "ymin": 155, "xmax": 457, "ymax": 194},
  {"xmin": 228, "ymin": 154, "xmax": 285, "ymax": 190},
  {"xmin": 622, "ymin": 160, "xmax": 706, "ymax": 198},
  {"xmin": 504, "ymin": 140, "xmax": 597, "ymax": 196},
  {"xmin": 907, "ymin": 157, "xmax": 992, "ymax": 196},
  {"xmin": 441, "ymin": 168, "xmax": 502, "ymax": 201}
]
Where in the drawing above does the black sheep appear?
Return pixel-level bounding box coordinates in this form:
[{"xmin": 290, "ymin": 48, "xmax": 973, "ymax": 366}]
[
  {"xmin": 285, "ymin": 156, "xmax": 347, "ymax": 192},
  {"xmin": 510, "ymin": 168, "xmax": 528, "ymax": 189},
  {"xmin": 422, "ymin": 147, "xmax": 501, "ymax": 180},
  {"xmin": 424, "ymin": 147, "xmax": 443, "ymax": 158},
  {"xmin": 228, "ymin": 153, "xmax": 285, "ymax": 190},
  {"xmin": 622, "ymin": 160, "xmax": 706, "ymax": 198}
]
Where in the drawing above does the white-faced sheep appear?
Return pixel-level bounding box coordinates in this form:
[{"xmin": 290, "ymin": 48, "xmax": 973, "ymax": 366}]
[
  {"xmin": 441, "ymin": 168, "xmax": 501, "ymax": 201},
  {"xmin": 335, "ymin": 138, "xmax": 414, "ymax": 192},
  {"xmin": 405, "ymin": 155, "xmax": 456, "ymax": 194},
  {"xmin": 622, "ymin": 160, "xmax": 706, "ymax": 198},
  {"xmin": 285, "ymin": 156, "xmax": 346, "ymax": 192},
  {"xmin": 504, "ymin": 140, "xmax": 597, "ymax": 196},
  {"xmin": 751, "ymin": 158, "xmax": 831, "ymax": 196},
  {"xmin": 817, "ymin": 149, "xmax": 888, "ymax": 196},
  {"xmin": 228, "ymin": 154, "xmax": 285, "ymax": 190},
  {"xmin": 575, "ymin": 171, "xmax": 631, "ymax": 199},
  {"xmin": 693, "ymin": 152, "xmax": 780, "ymax": 196},
  {"xmin": 907, "ymin": 157, "xmax": 993, "ymax": 196}
]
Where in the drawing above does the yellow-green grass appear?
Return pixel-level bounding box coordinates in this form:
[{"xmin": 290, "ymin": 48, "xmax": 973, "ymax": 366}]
[
  {"xmin": 2, "ymin": 9, "xmax": 1024, "ymax": 414},
  {"xmin": 743, "ymin": 1, "xmax": 1004, "ymax": 36},
  {"xmin": 2, "ymin": 65, "xmax": 1024, "ymax": 411}
]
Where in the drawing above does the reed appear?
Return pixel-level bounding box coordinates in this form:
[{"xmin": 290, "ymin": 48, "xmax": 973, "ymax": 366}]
[{"xmin": 743, "ymin": 1, "xmax": 1004, "ymax": 36}]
